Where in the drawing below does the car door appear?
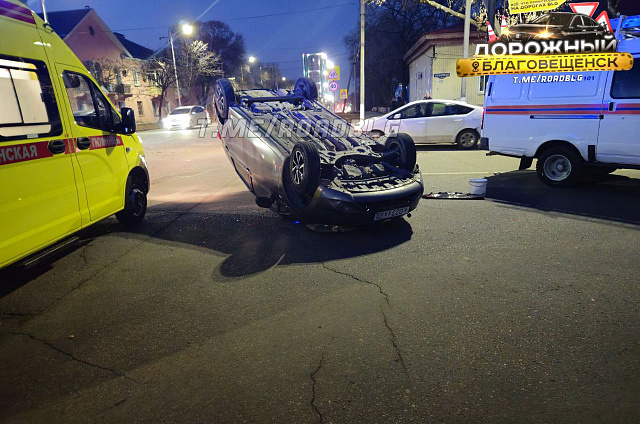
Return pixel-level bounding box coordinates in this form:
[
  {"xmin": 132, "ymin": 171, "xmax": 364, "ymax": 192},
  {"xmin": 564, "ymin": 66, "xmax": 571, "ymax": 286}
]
[
  {"xmin": 386, "ymin": 103, "xmax": 428, "ymax": 143},
  {"xmin": 424, "ymin": 102, "xmax": 464, "ymax": 142},
  {"xmin": 57, "ymin": 66, "xmax": 129, "ymax": 222},
  {"xmin": 0, "ymin": 54, "xmax": 81, "ymax": 266},
  {"xmin": 597, "ymin": 58, "xmax": 640, "ymax": 165}
]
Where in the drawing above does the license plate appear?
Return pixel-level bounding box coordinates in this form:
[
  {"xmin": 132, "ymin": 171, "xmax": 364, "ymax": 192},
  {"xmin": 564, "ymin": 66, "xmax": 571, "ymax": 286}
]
[{"xmin": 374, "ymin": 207, "xmax": 409, "ymax": 221}]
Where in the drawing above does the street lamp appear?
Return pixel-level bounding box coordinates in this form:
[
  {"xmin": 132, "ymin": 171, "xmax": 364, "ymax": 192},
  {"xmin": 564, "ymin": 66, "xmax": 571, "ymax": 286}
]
[
  {"xmin": 248, "ymin": 56, "xmax": 256, "ymax": 64},
  {"xmin": 166, "ymin": 23, "xmax": 193, "ymax": 107}
]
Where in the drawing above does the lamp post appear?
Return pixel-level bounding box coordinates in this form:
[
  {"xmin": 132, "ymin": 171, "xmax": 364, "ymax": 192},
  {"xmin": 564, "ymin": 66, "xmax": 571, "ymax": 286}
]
[
  {"xmin": 360, "ymin": 0, "xmax": 365, "ymax": 121},
  {"xmin": 167, "ymin": 23, "xmax": 193, "ymax": 108}
]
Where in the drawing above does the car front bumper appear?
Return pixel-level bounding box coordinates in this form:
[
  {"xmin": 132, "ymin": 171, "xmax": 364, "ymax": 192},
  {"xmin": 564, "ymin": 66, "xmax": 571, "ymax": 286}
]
[{"xmin": 287, "ymin": 176, "xmax": 424, "ymax": 226}]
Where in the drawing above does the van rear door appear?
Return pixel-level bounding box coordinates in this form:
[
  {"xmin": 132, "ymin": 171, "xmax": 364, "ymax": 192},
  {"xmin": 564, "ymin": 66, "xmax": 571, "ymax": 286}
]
[{"xmin": 597, "ymin": 57, "xmax": 640, "ymax": 165}]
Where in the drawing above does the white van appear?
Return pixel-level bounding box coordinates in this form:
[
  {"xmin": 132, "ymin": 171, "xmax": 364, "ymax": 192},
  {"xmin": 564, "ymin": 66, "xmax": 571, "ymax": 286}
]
[{"xmin": 481, "ymin": 25, "xmax": 640, "ymax": 187}]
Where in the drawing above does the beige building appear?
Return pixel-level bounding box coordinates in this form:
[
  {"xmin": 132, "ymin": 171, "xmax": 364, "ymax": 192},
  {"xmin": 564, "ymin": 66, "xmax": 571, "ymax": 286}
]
[
  {"xmin": 404, "ymin": 24, "xmax": 486, "ymax": 106},
  {"xmin": 38, "ymin": 7, "xmax": 172, "ymax": 124}
]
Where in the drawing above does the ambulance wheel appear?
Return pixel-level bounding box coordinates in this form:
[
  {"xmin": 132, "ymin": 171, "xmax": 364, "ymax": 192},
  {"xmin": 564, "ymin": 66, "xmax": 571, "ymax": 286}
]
[
  {"xmin": 116, "ymin": 177, "xmax": 147, "ymax": 226},
  {"xmin": 214, "ymin": 78, "xmax": 235, "ymax": 122},
  {"xmin": 294, "ymin": 77, "xmax": 318, "ymax": 101},
  {"xmin": 536, "ymin": 146, "xmax": 583, "ymax": 187},
  {"xmin": 456, "ymin": 129, "xmax": 479, "ymax": 150},
  {"xmin": 289, "ymin": 142, "xmax": 321, "ymax": 196},
  {"xmin": 384, "ymin": 133, "xmax": 417, "ymax": 171}
]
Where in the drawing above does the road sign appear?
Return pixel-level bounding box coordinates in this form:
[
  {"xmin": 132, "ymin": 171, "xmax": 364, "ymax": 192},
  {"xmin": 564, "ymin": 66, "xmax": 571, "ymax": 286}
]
[
  {"xmin": 595, "ymin": 10, "xmax": 613, "ymax": 33},
  {"xmin": 568, "ymin": 2, "xmax": 598, "ymax": 17},
  {"xmin": 340, "ymin": 89, "xmax": 348, "ymax": 99},
  {"xmin": 327, "ymin": 66, "xmax": 340, "ymax": 81},
  {"xmin": 328, "ymin": 81, "xmax": 339, "ymax": 92}
]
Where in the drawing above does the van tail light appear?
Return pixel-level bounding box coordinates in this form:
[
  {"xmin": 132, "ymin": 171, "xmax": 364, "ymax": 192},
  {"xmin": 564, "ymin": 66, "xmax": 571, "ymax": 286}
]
[{"xmin": 481, "ymin": 108, "xmax": 485, "ymax": 130}]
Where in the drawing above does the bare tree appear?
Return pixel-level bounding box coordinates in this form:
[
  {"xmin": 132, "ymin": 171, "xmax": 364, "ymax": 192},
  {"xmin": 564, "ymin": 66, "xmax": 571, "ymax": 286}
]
[
  {"xmin": 176, "ymin": 39, "xmax": 222, "ymax": 105},
  {"xmin": 142, "ymin": 56, "xmax": 176, "ymax": 122}
]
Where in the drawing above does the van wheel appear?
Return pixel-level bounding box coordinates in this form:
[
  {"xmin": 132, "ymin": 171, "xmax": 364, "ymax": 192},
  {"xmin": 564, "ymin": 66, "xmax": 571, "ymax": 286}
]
[
  {"xmin": 456, "ymin": 129, "xmax": 479, "ymax": 150},
  {"xmin": 116, "ymin": 177, "xmax": 147, "ymax": 226},
  {"xmin": 214, "ymin": 78, "xmax": 235, "ymax": 123},
  {"xmin": 536, "ymin": 146, "xmax": 583, "ymax": 187}
]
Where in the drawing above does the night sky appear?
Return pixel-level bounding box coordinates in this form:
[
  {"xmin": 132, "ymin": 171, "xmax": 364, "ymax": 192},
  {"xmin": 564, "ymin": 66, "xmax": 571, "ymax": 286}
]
[{"xmin": 26, "ymin": 0, "xmax": 359, "ymax": 80}]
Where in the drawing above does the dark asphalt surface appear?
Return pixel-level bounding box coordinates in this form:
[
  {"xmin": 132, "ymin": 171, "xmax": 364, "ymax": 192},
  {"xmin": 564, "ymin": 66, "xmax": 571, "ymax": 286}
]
[{"xmin": 1, "ymin": 128, "xmax": 639, "ymax": 423}]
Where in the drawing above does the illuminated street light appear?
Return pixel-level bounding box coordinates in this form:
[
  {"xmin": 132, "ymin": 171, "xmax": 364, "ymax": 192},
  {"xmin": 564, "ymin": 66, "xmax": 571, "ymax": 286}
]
[
  {"xmin": 248, "ymin": 56, "xmax": 256, "ymax": 63},
  {"xmin": 182, "ymin": 23, "xmax": 193, "ymax": 35},
  {"xmin": 326, "ymin": 59, "xmax": 335, "ymax": 70},
  {"xmin": 281, "ymin": 77, "xmax": 286, "ymax": 81}
]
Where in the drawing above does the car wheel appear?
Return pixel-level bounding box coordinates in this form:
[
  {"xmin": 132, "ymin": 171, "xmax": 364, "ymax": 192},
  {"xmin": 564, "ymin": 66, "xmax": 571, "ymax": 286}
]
[
  {"xmin": 294, "ymin": 77, "xmax": 318, "ymax": 101},
  {"xmin": 536, "ymin": 146, "xmax": 583, "ymax": 187},
  {"xmin": 384, "ymin": 133, "xmax": 417, "ymax": 171},
  {"xmin": 456, "ymin": 129, "xmax": 479, "ymax": 150},
  {"xmin": 289, "ymin": 142, "xmax": 321, "ymax": 196},
  {"xmin": 215, "ymin": 78, "xmax": 235, "ymax": 123},
  {"xmin": 116, "ymin": 177, "xmax": 147, "ymax": 226}
]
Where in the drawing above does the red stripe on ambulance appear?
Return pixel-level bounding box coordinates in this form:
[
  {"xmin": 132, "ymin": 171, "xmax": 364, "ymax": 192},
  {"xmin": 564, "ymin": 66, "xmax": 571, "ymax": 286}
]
[
  {"xmin": 88, "ymin": 135, "xmax": 122, "ymax": 150},
  {"xmin": 0, "ymin": 141, "xmax": 52, "ymax": 166}
]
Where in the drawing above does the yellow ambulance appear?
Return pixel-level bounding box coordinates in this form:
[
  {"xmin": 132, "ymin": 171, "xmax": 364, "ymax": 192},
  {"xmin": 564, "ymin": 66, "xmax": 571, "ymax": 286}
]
[{"xmin": 0, "ymin": 0, "xmax": 149, "ymax": 269}]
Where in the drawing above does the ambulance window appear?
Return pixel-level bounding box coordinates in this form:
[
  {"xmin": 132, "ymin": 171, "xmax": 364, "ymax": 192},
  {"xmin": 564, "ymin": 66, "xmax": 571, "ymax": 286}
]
[
  {"xmin": 0, "ymin": 56, "xmax": 62, "ymax": 141},
  {"xmin": 63, "ymin": 71, "xmax": 118, "ymax": 131},
  {"xmin": 611, "ymin": 61, "xmax": 640, "ymax": 99}
]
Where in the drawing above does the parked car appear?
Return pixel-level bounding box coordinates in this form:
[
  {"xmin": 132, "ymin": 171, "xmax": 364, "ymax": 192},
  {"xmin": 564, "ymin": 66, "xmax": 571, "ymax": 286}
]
[
  {"xmin": 1, "ymin": 1, "xmax": 149, "ymax": 269},
  {"xmin": 214, "ymin": 77, "xmax": 424, "ymax": 227},
  {"xmin": 163, "ymin": 105, "xmax": 209, "ymax": 130},
  {"xmin": 482, "ymin": 23, "xmax": 640, "ymax": 187},
  {"xmin": 361, "ymin": 100, "xmax": 483, "ymax": 149},
  {"xmin": 500, "ymin": 12, "xmax": 610, "ymax": 43}
]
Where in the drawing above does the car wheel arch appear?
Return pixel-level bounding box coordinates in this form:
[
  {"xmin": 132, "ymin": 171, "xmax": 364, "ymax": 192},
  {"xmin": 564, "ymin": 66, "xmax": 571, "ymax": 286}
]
[
  {"xmin": 128, "ymin": 166, "xmax": 149, "ymax": 194},
  {"xmin": 534, "ymin": 140, "xmax": 582, "ymax": 159}
]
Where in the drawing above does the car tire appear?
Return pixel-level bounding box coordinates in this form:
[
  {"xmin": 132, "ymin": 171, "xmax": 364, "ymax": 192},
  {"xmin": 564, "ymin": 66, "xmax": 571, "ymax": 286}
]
[
  {"xmin": 214, "ymin": 78, "xmax": 235, "ymax": 122},
  {"xmin": 289, "ymin": 142, "xmax": 321, "ymax": 196},
  {"xmin": 456, "ymin": 129, "xmax": 479, "ymax": 150},
  {"xmin": 384, "ymin": 133, "xmax": 417, "ymax": 171},
  {"xmin": 294, "ymin": 77, "xmax": 318, "ymax": 101},
  {"xmin": 116, "ymin": 177, "xmax": 147, "ymax": 226},
  {"xmin": 536, "ymin": 145, "xmax": 584, "ymax": 187}
]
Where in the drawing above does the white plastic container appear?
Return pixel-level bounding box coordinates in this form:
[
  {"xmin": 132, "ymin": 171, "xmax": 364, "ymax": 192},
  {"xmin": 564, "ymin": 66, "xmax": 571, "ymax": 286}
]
[{"xmin": 469, "ymin": 178, "xmax": 487, "ymax": 196}]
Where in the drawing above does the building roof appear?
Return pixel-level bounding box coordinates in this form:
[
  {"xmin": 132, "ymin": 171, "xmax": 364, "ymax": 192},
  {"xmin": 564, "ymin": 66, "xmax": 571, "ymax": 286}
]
[
  {"xmin": 37, "ymin": 8, "xmax": 91, "ymax": 38},
  {"xmin": 114, "ymin": 33, "xmax": 154, "ymax": 60},
  {"xmin": 404, "ymin": 23, "xmax": 485, "ymax": 64}
]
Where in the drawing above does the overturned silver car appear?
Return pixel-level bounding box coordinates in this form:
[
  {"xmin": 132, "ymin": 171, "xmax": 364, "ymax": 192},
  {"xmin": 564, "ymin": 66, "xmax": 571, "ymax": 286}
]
[{"xmin": 214, "ymin": 77, "xmax": 424, "ymax": 226}]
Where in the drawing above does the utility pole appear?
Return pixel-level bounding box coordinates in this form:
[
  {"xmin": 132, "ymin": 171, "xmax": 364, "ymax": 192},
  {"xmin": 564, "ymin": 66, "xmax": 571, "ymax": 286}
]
[
  {"xmin": 169, "ymin": 29, "xmax": 182, "ymax": 107},
  {"xmin": 460, "ymin": 0, "xmax": 472, "ymax": 102},
  {"xmin": 359, "ymin": 0, "xmax": 365, "ymax": 121},
  {"xmin": 40, "ymin": 0, "xmax": 48, "ymax": 24}
]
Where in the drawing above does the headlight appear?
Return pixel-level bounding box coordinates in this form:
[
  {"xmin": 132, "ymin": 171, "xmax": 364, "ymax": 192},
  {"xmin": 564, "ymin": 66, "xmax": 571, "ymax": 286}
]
[
  {"xmin": 536, "ymin": 31, "xmax": 553, "ymax": 38},
  {"xmin": 502, "ymin": 27, "xmax": 510, "ymax": 36}
]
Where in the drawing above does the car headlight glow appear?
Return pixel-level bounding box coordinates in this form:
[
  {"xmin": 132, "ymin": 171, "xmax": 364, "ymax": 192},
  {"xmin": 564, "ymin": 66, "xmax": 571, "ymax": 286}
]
[{"xmin": 536, "ymin": 31, "xmax": 552, "ymax": 38}]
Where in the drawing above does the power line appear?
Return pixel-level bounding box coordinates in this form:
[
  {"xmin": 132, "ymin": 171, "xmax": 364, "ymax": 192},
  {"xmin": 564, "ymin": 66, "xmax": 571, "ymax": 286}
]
[{"xmin": 112, "ymin": 2, "xmax": 357, "ymax": 33}]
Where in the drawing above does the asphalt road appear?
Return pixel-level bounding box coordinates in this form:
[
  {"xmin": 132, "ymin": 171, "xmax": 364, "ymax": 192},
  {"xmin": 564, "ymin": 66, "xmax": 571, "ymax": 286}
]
[{"xmin": 1, "ymin": 127, "xmax": 639, "ymax": 424}]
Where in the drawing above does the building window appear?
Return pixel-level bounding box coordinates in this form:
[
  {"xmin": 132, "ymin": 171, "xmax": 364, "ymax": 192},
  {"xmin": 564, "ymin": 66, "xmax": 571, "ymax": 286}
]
[
  {"xmin": 137, "ymin": 101, "xmax": 144, "ymax": 116},
  {"xmin": 88, "ymin": 26, "xmax": 95, "ymax": 36},
  {"xmin": 133, "ymin": 70, "xmax": 140, "ymax": 87},
  {"xmin": 122, "ymin": 70, "xmax": 128, "ymax": 77},
  {"xmin": 478, "ymin": 75, "xmax": 488, "ymax": 94},
  {"xmin": 152, "ymin": 100, "xmax": 159, "ymax": 117}
]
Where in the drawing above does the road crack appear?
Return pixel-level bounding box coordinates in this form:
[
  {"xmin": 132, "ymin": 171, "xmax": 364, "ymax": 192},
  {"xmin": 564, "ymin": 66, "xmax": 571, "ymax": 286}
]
[
  {"xmin": 310, "ymin": 354, "xmax": 325, "ymax": 424},
  {"xmin": 321, "ymin": 263, "xmax": 390, "ymax": 307},
  {"xmin": 321, "ymin": 263, "xmax": 410, "ymax": 381},
  {"xmin": 12, "ymin": 332, "xmax": 136, "ymax": 382}
]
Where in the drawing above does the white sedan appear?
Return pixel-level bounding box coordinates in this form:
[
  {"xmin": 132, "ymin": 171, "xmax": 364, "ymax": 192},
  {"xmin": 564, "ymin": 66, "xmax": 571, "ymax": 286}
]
[
  {"xmin": 362, "ymin": 100, "xmax": 483, "ymax": 149},
  {"xmin": 163, "ymin": 105, "xmax": 210, "ymax": 130}
]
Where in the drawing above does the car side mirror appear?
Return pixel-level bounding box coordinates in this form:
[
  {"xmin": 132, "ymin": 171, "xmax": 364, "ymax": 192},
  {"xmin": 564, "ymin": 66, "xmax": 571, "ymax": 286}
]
[{"xmin": 119, "ymin": 107, "xmax": 136, "ymax": 135}]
